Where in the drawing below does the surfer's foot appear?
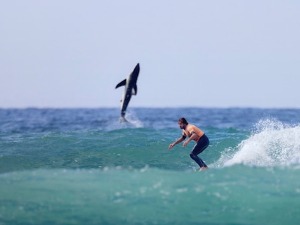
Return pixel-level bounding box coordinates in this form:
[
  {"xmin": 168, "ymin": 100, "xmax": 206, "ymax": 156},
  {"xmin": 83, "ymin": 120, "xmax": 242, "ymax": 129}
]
[{"xmin": 199, "ymin": 167, "xmax": 208, "ymax": 171}]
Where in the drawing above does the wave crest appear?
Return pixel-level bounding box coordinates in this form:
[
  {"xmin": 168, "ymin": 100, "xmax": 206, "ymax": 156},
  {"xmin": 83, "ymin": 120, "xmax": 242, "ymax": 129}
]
[{"xmin": 217, "ymin": 119, "xmax": 300, "ymax": 167}]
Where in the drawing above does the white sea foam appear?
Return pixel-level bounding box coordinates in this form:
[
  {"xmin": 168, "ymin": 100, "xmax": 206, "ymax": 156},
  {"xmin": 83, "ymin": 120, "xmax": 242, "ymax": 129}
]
[
  {"xmin": 124, "ymin": 110, "xmax": 144, "ymax": 128},
  {"xmin": 108, "ymin": 110, "xmax": 144, "ymax": 130},
  {"xmin": 218, "ymin": 119, "xmax": 300, "ymax": 167}
]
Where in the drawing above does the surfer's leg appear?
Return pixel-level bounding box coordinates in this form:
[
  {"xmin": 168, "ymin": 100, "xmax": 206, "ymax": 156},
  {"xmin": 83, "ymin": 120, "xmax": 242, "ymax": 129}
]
[
  {"xmin": 190, "ymin": 134, "xmax": 209, "ymax": 168},
  {"xmin": 189, "ymin": 153, "xmax": 207, "ymax": 167}
]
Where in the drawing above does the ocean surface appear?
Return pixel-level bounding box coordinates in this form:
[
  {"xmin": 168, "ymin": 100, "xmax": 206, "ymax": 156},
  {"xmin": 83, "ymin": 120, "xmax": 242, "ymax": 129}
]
[{"xmin": 0, "ymin": 107, "xmax": 300, "ymax": 225}]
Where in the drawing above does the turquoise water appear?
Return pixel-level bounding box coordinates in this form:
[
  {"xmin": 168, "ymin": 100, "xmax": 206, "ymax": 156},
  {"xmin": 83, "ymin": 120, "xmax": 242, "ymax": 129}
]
[{"xmin": 0, "ymin": 108, "xmax": 300, "ymax": 225}]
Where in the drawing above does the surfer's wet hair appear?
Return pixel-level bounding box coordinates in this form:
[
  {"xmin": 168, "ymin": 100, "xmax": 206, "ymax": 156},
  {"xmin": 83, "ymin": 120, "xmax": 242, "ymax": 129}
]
[{"xmin": 178, "ymin": 117, "xmax": 188, "ymax": 125}]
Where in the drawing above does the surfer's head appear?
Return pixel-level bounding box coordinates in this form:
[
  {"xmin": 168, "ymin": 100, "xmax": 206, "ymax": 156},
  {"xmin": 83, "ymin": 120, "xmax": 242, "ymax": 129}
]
[{"xmin": 178, "ymin": 117, "xmax": 188, "ymax": 129}]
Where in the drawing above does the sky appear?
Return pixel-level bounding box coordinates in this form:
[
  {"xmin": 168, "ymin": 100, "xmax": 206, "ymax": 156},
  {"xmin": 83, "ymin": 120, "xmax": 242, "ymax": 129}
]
[{"xmin": 1, "ymin": 0, "xmax": 300, "ymax": 108}]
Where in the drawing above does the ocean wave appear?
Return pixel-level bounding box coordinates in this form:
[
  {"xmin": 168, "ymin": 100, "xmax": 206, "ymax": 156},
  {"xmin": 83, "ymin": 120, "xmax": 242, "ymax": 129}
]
[{"xmin": 216, "ymin": 119, "xmax": 300, "ymax": 168}]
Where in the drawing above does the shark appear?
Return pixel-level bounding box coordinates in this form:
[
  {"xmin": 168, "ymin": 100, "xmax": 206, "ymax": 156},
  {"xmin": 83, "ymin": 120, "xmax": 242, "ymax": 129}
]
[{"xmin": 115, "ymin": 63, "xmax": 140, "ymax": 121}]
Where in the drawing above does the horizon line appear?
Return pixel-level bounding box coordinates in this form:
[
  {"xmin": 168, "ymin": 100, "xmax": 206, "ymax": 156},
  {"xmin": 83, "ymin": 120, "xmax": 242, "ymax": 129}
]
[{"xmin": 1, "ymin": 106, "xmax": 300, "ymax": 110}]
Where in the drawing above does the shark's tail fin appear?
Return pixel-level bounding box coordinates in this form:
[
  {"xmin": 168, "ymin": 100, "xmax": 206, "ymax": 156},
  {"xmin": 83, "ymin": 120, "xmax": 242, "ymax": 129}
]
[{"xmin": 119, "ymin": 116, "xmax": 128, "ymax": 123}]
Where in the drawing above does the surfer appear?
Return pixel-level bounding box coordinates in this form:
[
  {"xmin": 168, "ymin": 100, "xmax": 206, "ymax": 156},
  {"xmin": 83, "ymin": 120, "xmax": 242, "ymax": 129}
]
[{"xmin": 168, "ymin": 117, "xmax": 209, "ymax": 171}]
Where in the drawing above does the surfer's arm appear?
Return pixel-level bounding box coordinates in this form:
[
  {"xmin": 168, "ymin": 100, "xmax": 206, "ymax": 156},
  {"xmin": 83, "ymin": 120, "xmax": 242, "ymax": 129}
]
[
  {"xmin": 183, "ymin": 132, "xmax": 198, "ymax": 147},
  {"xmin": 169, "ymin": 136, "xmax": 185, "ymax": 150}
]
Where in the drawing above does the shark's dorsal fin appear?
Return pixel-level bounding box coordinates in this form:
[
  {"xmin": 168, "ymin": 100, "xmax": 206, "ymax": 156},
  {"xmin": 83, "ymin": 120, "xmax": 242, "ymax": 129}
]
[
  {"xmin": 132, "ymin": 84, "xmax": 138, "ymax": 95},
  {"xmin": 115, "ymin": 79, "xmax": 127, "ymax": 89}
]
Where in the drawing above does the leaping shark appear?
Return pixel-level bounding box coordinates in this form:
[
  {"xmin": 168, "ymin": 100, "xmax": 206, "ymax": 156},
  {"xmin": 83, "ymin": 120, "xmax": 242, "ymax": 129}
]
[{"xmin": 115, "ymin": 63, "xmax": 140, "ymax": 121}]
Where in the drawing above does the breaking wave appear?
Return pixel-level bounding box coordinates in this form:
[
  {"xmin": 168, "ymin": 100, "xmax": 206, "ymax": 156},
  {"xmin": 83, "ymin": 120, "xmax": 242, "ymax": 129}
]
[{"xmin": 216, "ymin": 119, "xmax": 300, "ymax": 167}]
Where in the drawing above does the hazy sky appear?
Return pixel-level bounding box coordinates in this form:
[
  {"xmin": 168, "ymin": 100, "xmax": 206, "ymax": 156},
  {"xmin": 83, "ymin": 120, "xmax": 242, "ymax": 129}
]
[{"xmin": 1, "ymin": 0, "xmax": 300, "ymax": 108}]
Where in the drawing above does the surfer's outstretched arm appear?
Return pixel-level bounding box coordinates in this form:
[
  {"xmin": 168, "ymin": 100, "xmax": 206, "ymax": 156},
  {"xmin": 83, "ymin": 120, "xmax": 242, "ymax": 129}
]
[{"xmin": 169, "ymin": 136, "xmax": 185, "ymax": 150}]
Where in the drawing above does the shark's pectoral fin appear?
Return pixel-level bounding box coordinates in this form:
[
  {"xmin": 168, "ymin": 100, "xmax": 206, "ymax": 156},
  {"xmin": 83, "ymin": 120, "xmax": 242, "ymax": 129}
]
[
  {"xmin": 115, "ymin": 79, "xmax": 127, "ymax": 89},
  {"xmin": 132, "ymin": 84, "xmax": 138, "ymax": 95}
]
